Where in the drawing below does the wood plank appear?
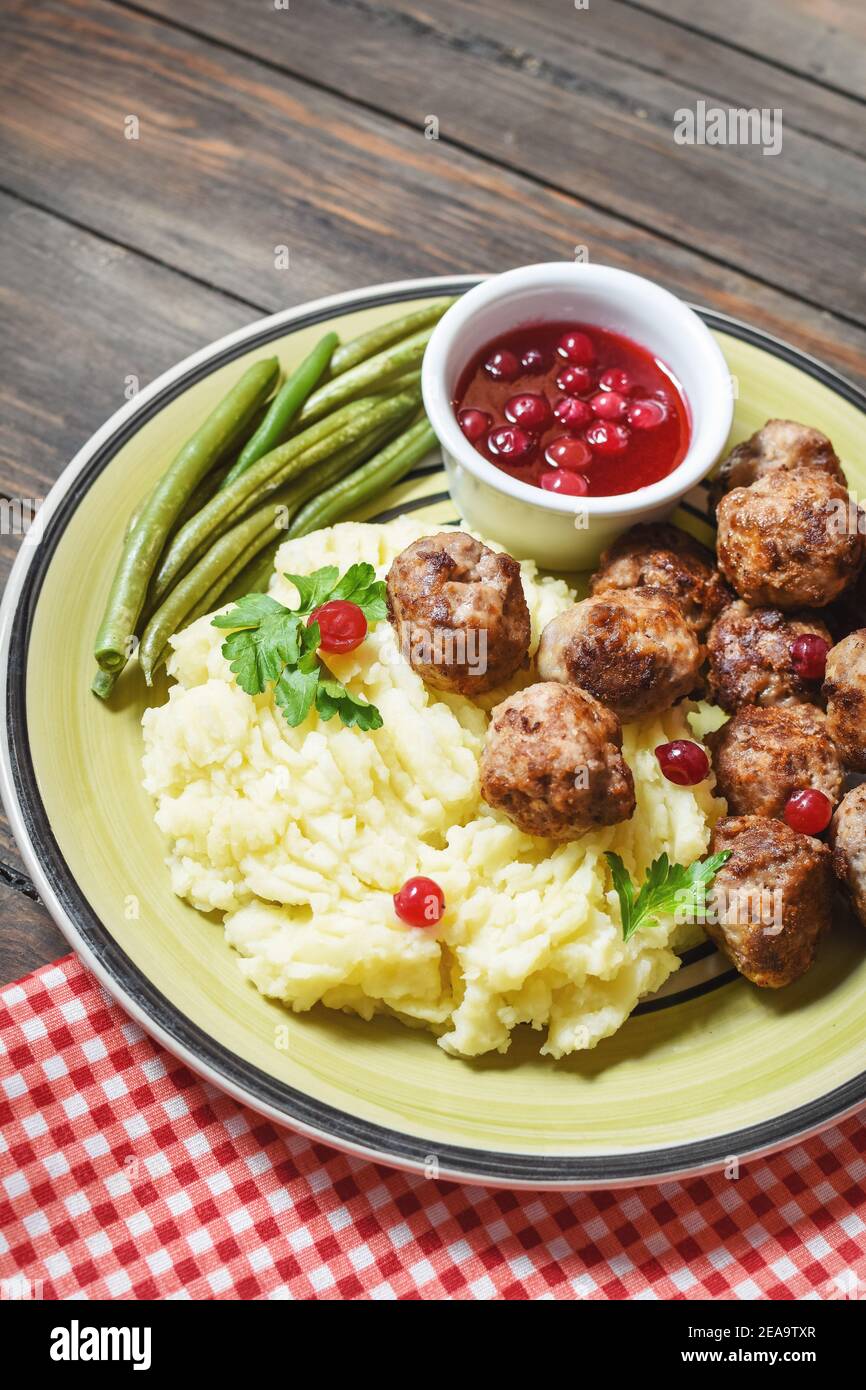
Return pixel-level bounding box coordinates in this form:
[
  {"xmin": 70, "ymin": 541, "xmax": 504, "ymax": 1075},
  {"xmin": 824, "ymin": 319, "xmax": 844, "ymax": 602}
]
[
  {"xmin": 135, "ymin": 0, "xmax": 866, "ymax": 158},
  {"xmin": 472, "ymin": 0, "xmax": 865, "ymax": 154},
  {"xmin": 0, "ymin": 190, "xmax": 255, "ymax": 878},
  {"xmin": 626, "ymin": 0, "xmax": 866, "ymax": 101},
  {"xmin": 84, "ymin": 0, "xmax": 866, "ymax": 325},
  {"xmin": 0, "ymin": 878, "xmax": 69, "ymax": 985}
]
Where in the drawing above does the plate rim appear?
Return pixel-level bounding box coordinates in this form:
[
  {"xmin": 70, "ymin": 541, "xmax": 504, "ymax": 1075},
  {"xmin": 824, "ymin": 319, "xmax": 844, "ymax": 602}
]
[{"xmin": 2, "ymin": 272, "xmax": 865, "ymax": 1190}]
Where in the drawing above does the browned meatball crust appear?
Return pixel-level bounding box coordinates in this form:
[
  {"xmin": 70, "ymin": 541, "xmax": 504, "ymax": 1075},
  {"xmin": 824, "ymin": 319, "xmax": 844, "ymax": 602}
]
[
  {"xmin": 386, "ymin": 531, "xmax": 530, "ymax": 694},
  {"xmin": 716, "ymin": 467, "xmax": 865, "ymax": 610},
  {"xmin": 711, "ymin": 418, "xmax": 844, "ymax": 508},
  {"xmin": 480, "ymin": 682, "xmax": 635, "ymax": 840},
  {"xmin": 830, "ymin": 783, "xmax": 866, "ymax": 929},
  {"xmin": 706, "ymin": 815, "xmax": 833, "ymax": 987},
  {"xmin": 589, "ymin": 522, "xmax": 730, "ymax": 638},
  {"xmin": 707, "ymin": 704, "xmax": 843, "ymax": 820},
  {"xmin": 823, "ymin": 629, "xmax": 866, "ymax": 771},
  {"xmin": 536, "ymin": 588, "xmax": 702, "ymax": 724},
  {"xmin": 706, "ymin": 601, "xmax": 832, "ymax": 713}
]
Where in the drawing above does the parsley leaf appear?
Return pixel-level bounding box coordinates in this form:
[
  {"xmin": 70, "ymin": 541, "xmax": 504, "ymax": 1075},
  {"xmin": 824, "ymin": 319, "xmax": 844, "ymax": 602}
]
[
  {"xmin": 328, "ymin": 563, "xmax": 388, "ymax": 624},
  {"xmin": 604, "ymin": 850, "xmax": 732, "ymax": 943},
  {"xmin": 284, "ymin": 566, "xmax": 340, "ymax": 616},
  {"xmin": 213, "ymin": 569, "xmax": 385, "ymax": 731},
  {"xmin": 315, "ymin": 677, "xmax": 383, "ymax": 731},
  {"xmin": 281, "ymin": 562, "xmax": 387, "ymax": 624},
  {"xmin": 211, "ymin": 592, "xmax": 285, "ymax": 630}
]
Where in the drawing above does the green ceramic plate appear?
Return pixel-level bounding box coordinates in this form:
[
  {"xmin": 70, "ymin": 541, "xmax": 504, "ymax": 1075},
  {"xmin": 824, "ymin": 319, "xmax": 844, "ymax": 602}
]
[{"xmin": 3, "ymin": 277, "xmax": 865, "ymax": 1189}]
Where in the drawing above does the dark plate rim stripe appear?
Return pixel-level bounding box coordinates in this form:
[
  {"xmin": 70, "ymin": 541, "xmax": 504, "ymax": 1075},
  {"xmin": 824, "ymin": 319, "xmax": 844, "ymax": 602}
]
[{"xmin": 5, "ymin": 278, "xmax": 866, "ymax": 1186}]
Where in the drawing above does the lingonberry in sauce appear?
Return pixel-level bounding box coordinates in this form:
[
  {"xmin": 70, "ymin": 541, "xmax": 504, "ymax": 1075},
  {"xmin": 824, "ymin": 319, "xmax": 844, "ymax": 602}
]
[{"xmin": 453, "ymin": 322, "xmax": 689, "ymax": 496}]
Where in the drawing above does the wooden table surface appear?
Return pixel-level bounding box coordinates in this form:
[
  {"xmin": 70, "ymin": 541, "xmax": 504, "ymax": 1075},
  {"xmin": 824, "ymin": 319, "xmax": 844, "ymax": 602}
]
[{"xmin": 1, "ymin": 0, "xmax": 864, "ymax": 983}]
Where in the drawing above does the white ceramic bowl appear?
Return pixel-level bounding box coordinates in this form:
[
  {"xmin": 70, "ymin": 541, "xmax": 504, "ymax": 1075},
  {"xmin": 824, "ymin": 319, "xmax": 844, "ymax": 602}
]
[{"xmin": 421, "ymin": 263, "xmax": 734, "ymax": 570}]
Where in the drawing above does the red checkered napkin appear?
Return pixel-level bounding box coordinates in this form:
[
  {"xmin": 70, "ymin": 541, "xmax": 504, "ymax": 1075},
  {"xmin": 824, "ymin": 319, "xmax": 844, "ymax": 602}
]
[{"xmin": 1, "ymin": 955, "xmax": 865, "ymax": 1300}]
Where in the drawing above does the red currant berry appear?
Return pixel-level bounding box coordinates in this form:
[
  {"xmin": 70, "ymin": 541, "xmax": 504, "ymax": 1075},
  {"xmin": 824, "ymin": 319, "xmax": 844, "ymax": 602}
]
[
  {"xmin": 627, "ymin": 398, "xmax": 667, "ymax": 430},
  {"xmin": 483, "ymin": 349, "xmax": 521, "ymax": 381},
  {"xmin": 540, "ymin": 470, "xmax": 588, "ymax": 495},
  {"xmin": 655, "ymin": 740, "xmax": 710, "ymax": 786},
  {"xmin": 553, "ymin": 395, "xmax": 593, "ymax": 429},
  {"xmin": 308, "ymin": 599, "xmax": 367, "ymax": 653},
  {"xmin": 544, "ymin": 435, "xmax": 593, "ymax": 471},
  {"xmin": 590, "ymin": 390, "xmax": 628, "ymax": 421},
  {"xmin": 598, "ymin": 367, "xmax": 633, "ymax": 394},
  {"xmin": 784, "ymin": 788, "xmax": 833, "ymax": 835},
  {"xmin": 556, "ymin": 365, "xmax": 593, "ymax": 396},
  {"xmin": 457, "ymin": 407, "xmax": 491, "ymax": 442},
  {"xmin": 791, "ymin": 633, "xmax": 829, "ymax": 682},
  {"xmin": 556, "ymin": 330, "xmax": 595, "ymax": 366},
  {"xmin": 586, "ymin": 420, "xmax": 630, "ymax": 454},
  {"xmin": 520, "ymin": 347, "xmax": 547, "ymax": 371},
  {"xmin": 487, "ymin": 425, "xmax": 536, "ymax": 462},
  {"xmin": 393, "ymin": 876, "xmax": 445, "ymax": 927},
  {"xmin": 504, "ymin": 393, "xmax": 551, "ymax": 430}
]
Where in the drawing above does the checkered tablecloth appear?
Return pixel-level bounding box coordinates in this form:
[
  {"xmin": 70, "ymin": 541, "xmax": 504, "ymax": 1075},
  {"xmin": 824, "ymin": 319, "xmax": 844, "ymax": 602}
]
[{"xmin": 1, "ymin": 955, "xmax": 864, "ymax": 1300}]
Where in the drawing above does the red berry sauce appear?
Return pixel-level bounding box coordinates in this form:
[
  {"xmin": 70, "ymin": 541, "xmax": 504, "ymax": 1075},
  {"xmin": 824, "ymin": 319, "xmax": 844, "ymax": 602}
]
[{"xmin": 453, "ymin": 322, "xmax": 690, "ymax": 496}]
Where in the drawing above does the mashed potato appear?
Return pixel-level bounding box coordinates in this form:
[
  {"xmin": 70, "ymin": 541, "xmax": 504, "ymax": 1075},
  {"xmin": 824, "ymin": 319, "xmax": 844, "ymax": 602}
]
[{"xmin": 142, "ymin": 518, "xmax": 724, "ymax": 1058}]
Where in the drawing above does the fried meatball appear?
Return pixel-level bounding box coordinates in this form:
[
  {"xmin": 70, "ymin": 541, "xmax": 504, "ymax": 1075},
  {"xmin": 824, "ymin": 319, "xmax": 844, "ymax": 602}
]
[
  {"xmin": 706, "ymin": 601, "xmax": 832, "ymax": 713},
  {"xmin": 707, "ymin": 704, "xmax": 843, "ymax": 819},
  {"xmin": 480, "ymin": 682, "xmax": 635, "ymax": 840},
  {"xmin": 710, "ymin": 418, "xmax": 844, "ymax": 508},
  {"xmin": 589, "ymin": 522, "xmax": 730, "ymax": 638},
  {"xmin": 716, "ymin": 467, "xmax": 865, "ymax": 610},
  {"xmin": 536, "ymin": 588, "xmax": 702, "ymax": 724},
  {"xmin": 830, "ymin": 783, "xmax": 866, "ymax": 929},
  {"xmin": 706, "ymin": 815, "xmax": 833, "ymax": 987},
  {"xmin": 386, "ymin": 531, "xmax": 530, "ymax": 694},
  {"xmin": 823, "ymin": 629, "xmax": 866, "ymax": 771}
]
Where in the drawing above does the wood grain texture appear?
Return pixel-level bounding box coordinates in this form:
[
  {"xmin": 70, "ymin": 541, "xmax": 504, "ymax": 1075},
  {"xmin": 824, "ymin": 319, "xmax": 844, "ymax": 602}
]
[
  {"xmin": 132, "ymin": 0, "xmax": 866, "ymax": 157},
  {"xmin": 0, "ymin": 190, "xmax": 254, "ymax": 891},
  {"xmin": 0, "ymin": 879, "xmax": 68, "ymax": 984},
  {"xmin": 102, "ymin": 0, "xmax": 866, "ymax": 324},
  {"xmin": 629, "ymin": 0, "xmax": 866, "ymax": 100},
  {"xmin": 1, "ymin": 0, "xmax": 864, "ymax": 383}
]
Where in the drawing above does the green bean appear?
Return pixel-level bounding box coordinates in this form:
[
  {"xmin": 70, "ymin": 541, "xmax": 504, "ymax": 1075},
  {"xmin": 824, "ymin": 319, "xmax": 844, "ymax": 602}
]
[
  {"xmin": 139, "ymin": 419, "xmax": 407, "ymax": 680},
  {"xmin": 238, "ymin": 390, "xmax": 417, "ymax": 516},
  {"xmin": 187, "ymin": 530, "xmax": 285, "ymax": 626},
  {"xmin": 330, "ymin": 299, "xmax": 455, "ymax": 376},
  {"xmin": 94, "ymin": 358, "xmax": 279, "ymax": 672},
  {"xmin": 191, "ymin": 416, "xmax": 406, "ymax": 619},
  {"xmin": 371, "ymin": 369, "xmax": 422, "ymax": 396},
  {"xmin": 289, "ymin": 418, "xmax": 436, "ymax": 537},
  {"xmin": 90, "ymin": 666, "xmax": 119, "ymax": 700},
  {"xmin": 219, "ymin": 538, "xmax": 283, "ymax": 602},
  {"xmin": 139, "ymin": 501, "xmax": 288, "ymax": 685},
  {"xmin": 220, "ymin": 333, "xmax": 337, "ymax": 489},
  {"xmin": 122, "ymin": 403, "xmax": 269, "ymax": 543},
  {"xmin": 147, "ymin": 396, "xmax": 389, "ymax": 602},
  {"xmin": 295, "ymin": 328, "xmax": 433, "ymax": 427}
]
